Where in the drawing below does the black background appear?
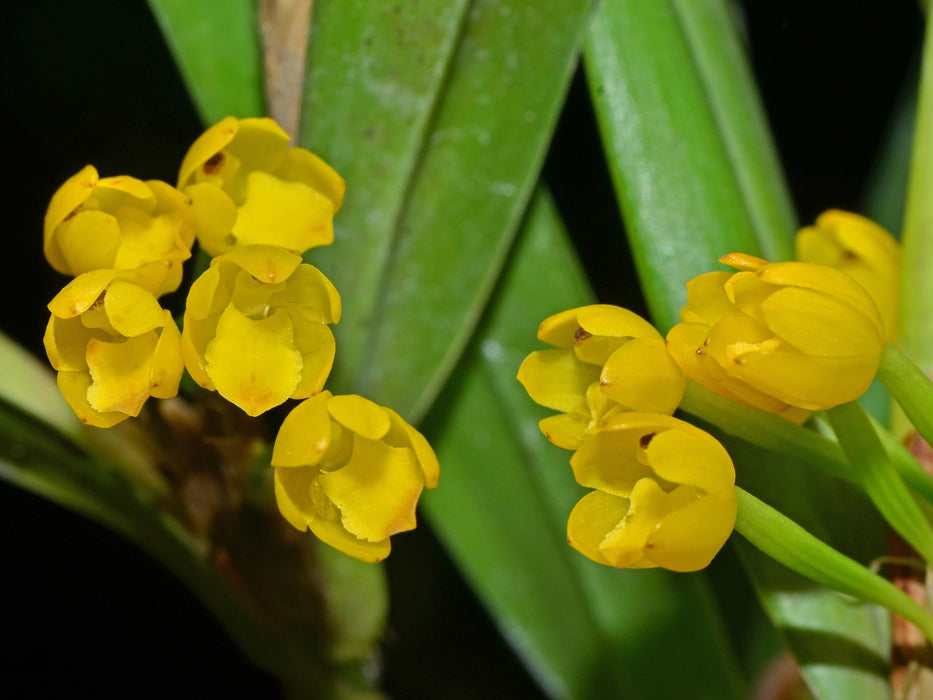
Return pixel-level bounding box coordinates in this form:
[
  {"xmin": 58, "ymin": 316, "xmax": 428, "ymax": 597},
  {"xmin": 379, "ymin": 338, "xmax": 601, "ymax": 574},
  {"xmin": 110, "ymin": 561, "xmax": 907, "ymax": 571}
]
[{"xmin": 0, "ymin": 1, "xmax": 923, "ymax": 697}]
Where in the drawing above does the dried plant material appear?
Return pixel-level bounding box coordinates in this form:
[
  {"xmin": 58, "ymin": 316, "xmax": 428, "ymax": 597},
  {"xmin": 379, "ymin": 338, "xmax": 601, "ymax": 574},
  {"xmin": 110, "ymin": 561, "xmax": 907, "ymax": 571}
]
[{"xmin": 258, "ymin": 0, "xmax": 313, "ymax": 140}]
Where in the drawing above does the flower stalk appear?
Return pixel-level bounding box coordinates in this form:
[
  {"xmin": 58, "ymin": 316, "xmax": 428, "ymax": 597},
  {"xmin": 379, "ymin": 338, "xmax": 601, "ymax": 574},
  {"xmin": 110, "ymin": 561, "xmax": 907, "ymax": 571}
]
[{"xmin": 735, "ymin": 487, "xmax": 933, "ymax": 646}]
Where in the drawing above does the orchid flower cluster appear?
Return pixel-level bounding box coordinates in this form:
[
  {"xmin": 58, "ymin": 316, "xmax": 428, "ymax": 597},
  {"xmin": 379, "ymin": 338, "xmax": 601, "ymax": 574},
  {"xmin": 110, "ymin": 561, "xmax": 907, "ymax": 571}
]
[
  {"xmin": 519, "ymin": 210, "xmax": 899, "ymax": 573},
  {"xmin": 42, "ymin": 116, "xmax": 437, "ymax": 562}
]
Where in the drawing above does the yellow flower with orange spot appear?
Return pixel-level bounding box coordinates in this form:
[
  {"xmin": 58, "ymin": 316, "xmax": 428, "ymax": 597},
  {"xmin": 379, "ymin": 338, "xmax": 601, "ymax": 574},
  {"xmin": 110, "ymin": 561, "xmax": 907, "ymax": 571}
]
[
  {"xmin": 177, "ymin": 117, "xmax": 345, "ymax": 257},
  {"xmin": 43, "ymin": 267, "xmax": 183, "ymax": 427},
  {"xmin": 271, "ymin": 391, "xmax": 439, "ymax": 562},
  {"xmin": 182, "ymin": 244, "xmax": 340, "ymax": 416},
  {"xmin": 44, "ymin": 166, "xmax": 195, "ymax": 296},
  {"xmin": 567, "ymin": 413, "xmax": 736, "ymax": 572},
  {"xmin": 517, "ymin": 305, "xmax": 684, "ymax": 449}
]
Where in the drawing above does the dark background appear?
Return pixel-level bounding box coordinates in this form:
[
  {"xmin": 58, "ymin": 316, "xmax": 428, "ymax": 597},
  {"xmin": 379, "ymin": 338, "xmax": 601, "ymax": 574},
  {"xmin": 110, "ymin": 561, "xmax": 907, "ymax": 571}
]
[{"xmin": 0, "ymin": 1, "xmax": 923, "ymax": 697}]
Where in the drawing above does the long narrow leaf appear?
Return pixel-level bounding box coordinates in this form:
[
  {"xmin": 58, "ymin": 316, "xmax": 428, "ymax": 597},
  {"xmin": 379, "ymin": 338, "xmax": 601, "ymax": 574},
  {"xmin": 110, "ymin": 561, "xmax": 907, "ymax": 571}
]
[{"xmin": 301, "ymin": 0, "xmax": 596, "ymax": 421}]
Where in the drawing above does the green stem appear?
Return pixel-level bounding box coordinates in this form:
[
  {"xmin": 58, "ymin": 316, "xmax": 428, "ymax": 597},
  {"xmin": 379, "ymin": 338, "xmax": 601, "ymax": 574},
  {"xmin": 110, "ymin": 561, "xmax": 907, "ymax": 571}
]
[
  {"xmin": 878, "ymin": 343, "xmax": 933, "ymax": 447},
  {"xmin": 735, "ymin": 487, "xmax": 933, "ymax": 645},
  {"xmin": 680, "ymin": 381, "xmax": 933, "ymax": 507},
  {"xmin": 826, "ymin": 400, "xmax": 933, "ymax": 565}
]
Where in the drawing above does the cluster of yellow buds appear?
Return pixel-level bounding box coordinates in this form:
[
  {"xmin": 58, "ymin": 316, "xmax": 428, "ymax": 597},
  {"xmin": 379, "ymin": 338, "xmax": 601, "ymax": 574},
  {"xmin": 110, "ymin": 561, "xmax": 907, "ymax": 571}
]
[
  {"xmin": 42, "ymin": 117, "xmax": 437, "ymax": 561},
  {"xmin": 518, "ymin": 210, "xmax": 899, "ymax": 573}
]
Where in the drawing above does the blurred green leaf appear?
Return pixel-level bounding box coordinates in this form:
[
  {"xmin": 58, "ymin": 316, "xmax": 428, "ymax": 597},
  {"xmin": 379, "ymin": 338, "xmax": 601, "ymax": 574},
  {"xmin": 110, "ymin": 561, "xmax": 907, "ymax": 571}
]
[
  {"xmin": 902, "ymin": 16, "xmax": 933, "ymax": 370},
  {"xmin": 425, "ymin": 189, "xmax": 746, "ymax": 699},
  {"xmin": 147, "ymin": 0, "xmax": 264, "ymax": 124},
  {"xmin": 585, "ymin": 2, "xmax": 889, "ymax": 697},
  {"xmin": 301, "ymin": 0, "xmax": 596, "ymax": 421}
]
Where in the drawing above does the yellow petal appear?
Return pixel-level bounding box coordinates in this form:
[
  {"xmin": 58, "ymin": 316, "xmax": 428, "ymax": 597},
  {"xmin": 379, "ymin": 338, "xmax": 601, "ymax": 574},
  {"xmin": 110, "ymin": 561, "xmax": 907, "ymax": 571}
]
[
  {"xmin": 538, "ymin": 413, "xmax": 589, "ymax": 450},
  {"xmin": 95, "ymin": 175, "xmax": 155, "ymax": 207},
  {"xmin": 566, "ymin": 490, "xmax": 629, "ymax": 567},
  {"xmin": 271, "ymin": 392, "xmax": 334, "ymax": 467},
  {"xmin": 757, "ymin": 262, "xmax": 884, "ymax": 335},
  {"xmin": 570, "ymin": 428, "xmax": 654, "ymax": 496},
  {"xmin": 643, "ymin": 428, "xmax": 735, "ymax": 492},
  {"xmin": 645, "ymin": 485, "xmax": 736, "ymax": 572},
  {"xmin": 52, "ymin": 210, "xmax": 121, "ymax": 274},
  {"xmin": 184, "ymin": 266, "xmax": 223, "ymax": 320},
  {"xmin": 44, "ymin": 315, "xmax": 106, "ymax": 371},
  {"xmin": 103, "ymin": 281, "xmax": 166, "ymax": 337},
  {"xmin": 327, "ymin": 394, "xmax": 391, "ymax": 440},
  {"xmin": 577, "ymin": 305, "xmax": 660, "ymax": 340},
  {"xmin": 318, "ymin": 436, "xmax": 422, "ymax": 541},
  {"xmin": 185, "ymin": 182, "xmax": 239, "ymax": 257},
  {"xmin": 181, "ymin": 319, "xmax": 213, "ymax": 390},
  {"xmin": 383, "ymin": 407, "xmax": 440, "ymax": 489},
  {"xmin": 86, "ymin": 332, "xmax": 160, "ymax": 415},
  {"xmin": 309, "ymin": 516, "xmax": 392, "ymax": 563},
  {"xmin": 599, "ymin": 337, "xmax": 684, "ymax": 413},
  {"xmin": 681, "ymin": 271, "xmax": 736, "ymax": 325},
  {"xmin": 726, "ymin": 349, "xmax": 880, "ymax": 411},
  {"xmin": 279, "ymin": 147, "xmax": 347, "ymax": 211},
  {"xmin": 216, "ymin": 244, "xmax": 302, "ymax": 284},
  {"xmin": 233, "ymin": 171, "xmax": 334, "ymax": 252},
  {"xmin": 48, "ymin": 270, "xmax": 119, "ymax": 319},
  {"xmin": 205, "ymin": 305, "xmax": 302, "ymax": 416},
  {"xmin": 149, "ymin": 314, "xmax": 183, "ymax": 399},
  {"xmin": 517, "ymin": 349, "xmax": 598, "ymax": 414},
  {"xmin": 600, "ymin": 478, "xmax": 675, "ymax": 568},
  {"xmin": 289, "ymin": 320, "xmax": 335, "ymax": 399},
  {"xmin": 225, "ymin": 117, "xmax": 291, "ymax": 172},
  {"xmin": 760, "ymin": 286, "xmax": 885, "ymax": 357},
  {"xmin": 178, "ymin": 116, "xmax": 239, "ymax": 188},
  {"xmin": 44, "ymin": 165, "xmax": 99, "ymax": 262},
  {"xmin": 276, "ymin": 264, "xmax": 342, "ymax": 324},
  {"xmin": 57, "ymin": 370, "xmax": 127, "ymax": 428},
  {"xmin": 273, "ymin": 463, "xmax": 318, "ymax": 530},
  {"xmin": 719, "ymin": 252, "xmax": 768, "ymax": 271}
]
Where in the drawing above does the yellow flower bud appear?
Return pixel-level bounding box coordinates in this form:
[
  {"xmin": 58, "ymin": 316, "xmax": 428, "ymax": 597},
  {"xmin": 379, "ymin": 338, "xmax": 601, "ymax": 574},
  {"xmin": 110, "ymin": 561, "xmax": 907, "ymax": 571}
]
[
  {"xmin": 667, "ymin": 253, "xmax": 886, "ymax": 412},
  {"xmin": 566, "ymin": 413, "xmax": 736, "ymax": 572},
  {"xmin": 177, "ymin": 117, "xmax": 346, "ymax": 257},
  {"xmin": 271, "ymin": 391, "xmax": 439, "ymax": 562},
  {"xmin": 44, "ymin": 166, "xmax": 195, "ymax": 296},
  {"xmin": 517, "ymin": 305, "xmax": 685, "ymax": 450},
  {"xmin": 181, "ymin": 244, "xmax": 341, "ymax": 416},
  {"xmin": 44, "ymin": 268, "xmax": 183, "ymax": 427},
  {"xmin": 796, "ymin": 209, "xmax": 900, "ymax": 342}
]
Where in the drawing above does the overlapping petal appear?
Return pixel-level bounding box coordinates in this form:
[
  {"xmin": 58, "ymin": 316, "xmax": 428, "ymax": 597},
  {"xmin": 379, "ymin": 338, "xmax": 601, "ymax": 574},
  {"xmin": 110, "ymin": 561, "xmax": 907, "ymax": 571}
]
[{"xmin": 271, "ymin": 391, "xmax": 439, "ymax": 562}]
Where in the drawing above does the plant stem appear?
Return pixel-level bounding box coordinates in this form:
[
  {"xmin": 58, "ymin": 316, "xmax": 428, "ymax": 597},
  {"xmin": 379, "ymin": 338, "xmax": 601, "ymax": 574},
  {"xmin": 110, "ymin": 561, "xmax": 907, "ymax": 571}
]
[{"xmin": 735, "ymin": 486, "xmax": 933, "ymax": 645}]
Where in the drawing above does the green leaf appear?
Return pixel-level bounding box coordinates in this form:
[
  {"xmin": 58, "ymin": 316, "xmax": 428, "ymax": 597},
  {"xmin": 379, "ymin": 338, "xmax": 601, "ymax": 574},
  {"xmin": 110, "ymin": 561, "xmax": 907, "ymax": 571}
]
[
  {"xmin": 424, "ymin": 189, "xmax": 746, "ymax": 699},
  {"xmin": 584, "ymin": 0, "xmax": 793, "ymax": 333},
  {"xmin": 147, "ymin": 0, "xmax": 264, "ymax": 124},
  {"xmin": 901, "ymin": 15, "xmax": 933, "ymax": 370},
  {"xmin": 585, "ymin": 2, "xmax": 889, "ymax": 697},
  {"xmin": 301, "ymin": 0, "xmax": 596, "ymax": 421}
]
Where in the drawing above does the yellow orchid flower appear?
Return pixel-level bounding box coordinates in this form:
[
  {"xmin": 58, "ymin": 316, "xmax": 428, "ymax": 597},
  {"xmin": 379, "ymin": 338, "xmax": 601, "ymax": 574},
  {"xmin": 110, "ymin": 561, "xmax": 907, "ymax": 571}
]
[
  {"xmin": 182, "ymin": 244, "xmax": 340, "ymax": 416},
  {"xmin": 567, "ymin": 413, "xmax": 736, "ymax": 572},
  {"xmin": 796, "ymin": 209, "xmax": 900, "ymax": 342},
  {"xmin": 44, "ymin": 166, "xmax": 195, "ymax": 297},
  {"xmin": 667, "ymin": 253, "xmax": 885, "ymax": 412},
  {"xmin": 44, "ymin": 267, "xmax": 183, "ymax": 428},
  {"xmin": 517, "ymin": 304, "xmax": 685, "ymax": 450},
  {"xmin": 177, "ymin": 116, "xmax": 346, "ymax": 257},
  {"xmin": 271, "ymin": 391, "xmax": 439, "ymax": 562}
]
